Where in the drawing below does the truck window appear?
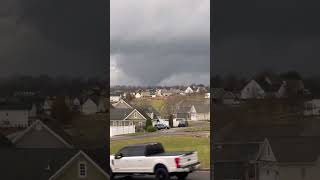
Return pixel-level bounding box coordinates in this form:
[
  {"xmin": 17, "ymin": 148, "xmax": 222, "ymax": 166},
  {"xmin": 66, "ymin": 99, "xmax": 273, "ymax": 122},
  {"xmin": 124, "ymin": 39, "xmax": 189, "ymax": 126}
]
[
  {"xmin": 118, "ymin": 146, "xmax": 145, "ymax": 157},
  {"xmin": 145, "ymin": 144, "xmax": 165, "ymax": 156}
]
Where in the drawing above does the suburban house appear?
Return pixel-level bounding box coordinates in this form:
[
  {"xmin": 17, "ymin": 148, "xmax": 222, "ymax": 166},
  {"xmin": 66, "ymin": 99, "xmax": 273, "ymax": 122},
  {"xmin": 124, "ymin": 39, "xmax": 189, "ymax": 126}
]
[
  {"xmin": 175, "ymin": 100, "xmax": 210, "ymax": 121},
  {"xmin": 135, "ymin": 92, "xmax": 142, "ymax": 99},
  {"xmin": 304, "ymin": 99, "xmax": 320, "ymax": 116},
  {"xmin": 214, "ymin": 139, "xmax": 277, "ymax": 180},
  {"xmin": 43, "ymin": 98, "xmax": 54, "ymax": 115},
  {"xmin": 215, "ymin": 137, "xmax": 320, "ymax": 180},
  {"xmin": 196, "ymin": 86, "xmax": 208, "ymax": 93},
  {"xmin": 240, "ymin": 75, "xmax": 306, "ymax": 99},
  {"xmin": 240, "ymin": 80, "xmax": 267, "ymax": 99},
  {"xmin": 267, "ymin": 137, "xmax": 320, "ymax": 180},
  {"xmin": 81, "ymin": 97, "xmax": 106, "ymax": 115},
  {"xmin": 0, "ymin": 103, "xmax": 36, "ymax": 128},
  {"xmin": 0, "ymin": 149, "xmax": 109, "ymax": 180},
  {"xmin": 205, "ymin": 93, "xmax": 210, "ymax": 99},
  {"xmin": 112, "ymin": 99, "xmax": 132, "ymax": 109},
  {"xmin": 3, "ymin": 119, "xmax": 109, "ymax": 180},
  {"xmin": 110, "ymin": 91, "xmax": 122, "ymax": 103},
  {"xmin": 190, "ymin": 104, "xmax": 210, "ymax": 121},
  {"xmin": 72, "ymin": 98, "xmax": 81, "ymax": 112},
  {"xmin": 175, "ymin": 107, "xmax": 191, "ymax": 120},
  {"xmin": 277, "ymin": 79, "xmax": 305, "ymax": 98},
  {"xmin": 110, "ymin": 108, "xmax": 148, "ymax": 134},
  {"xmin": 7, "ymin": 119, "xmax": 73, "ymax": 149},
  {"xmin": 185, "ymin": 86, "xmax": 195, "ymax": 94},
  {"xmin": 137, "ymin": 107, "xmax": 160, "ymax": 120},
  {"xmin": 212, "ymin": 88, "xmax": 239, "ymax": 105}
]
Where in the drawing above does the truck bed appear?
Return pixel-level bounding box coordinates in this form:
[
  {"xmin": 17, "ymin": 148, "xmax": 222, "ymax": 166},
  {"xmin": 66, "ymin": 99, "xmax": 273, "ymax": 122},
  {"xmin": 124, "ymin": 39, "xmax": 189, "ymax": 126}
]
[{"xmin": 148, "ymin": 151, "xmax": 194, "ymax": 156}]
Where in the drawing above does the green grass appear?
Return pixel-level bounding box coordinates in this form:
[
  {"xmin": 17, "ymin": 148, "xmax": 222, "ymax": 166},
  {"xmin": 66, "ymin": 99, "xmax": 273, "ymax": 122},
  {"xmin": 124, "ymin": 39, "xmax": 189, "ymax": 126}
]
[
  {"xmin": 110, "ymin": 135, "xmax": 210, "ymax": 169},
  {"xmin": 184, "ymin": 126, "xmax": 210, "ymax": 132}
]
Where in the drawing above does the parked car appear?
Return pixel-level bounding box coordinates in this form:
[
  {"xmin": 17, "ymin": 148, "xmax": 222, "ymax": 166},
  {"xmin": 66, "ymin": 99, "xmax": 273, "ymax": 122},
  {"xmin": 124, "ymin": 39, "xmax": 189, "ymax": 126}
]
[
  {"xmin": 178, "ymin": 122, "xmax": 187, "ymax": 127},
  {"xmin": 110, "ymin": 142, "xmax": 200, "ymax": 180},
  {"xmin": 155, "ymin": 123, "xmax": 170, "ymax": 130},
  {"xmin": 178, "ymin": 120, "xmax": 188, "ymax": 127}
]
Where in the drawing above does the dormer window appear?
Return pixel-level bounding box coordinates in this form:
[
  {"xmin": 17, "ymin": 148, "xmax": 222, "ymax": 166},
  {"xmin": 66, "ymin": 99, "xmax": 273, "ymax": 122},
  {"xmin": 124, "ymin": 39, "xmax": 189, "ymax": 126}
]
[{"xmin": 78, "ymin": 161, "xmax": 87, "ymax": 178}]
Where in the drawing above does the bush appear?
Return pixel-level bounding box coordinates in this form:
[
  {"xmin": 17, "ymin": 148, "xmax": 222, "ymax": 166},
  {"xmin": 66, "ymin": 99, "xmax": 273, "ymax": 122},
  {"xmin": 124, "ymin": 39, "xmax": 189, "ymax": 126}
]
[
  {"xmin": 146, "ymin": 126, "xmax": 157, "ymax": 132},
  {"xmin": 145, "ymin": 118, "xmax": 153, "ymax": 128}
]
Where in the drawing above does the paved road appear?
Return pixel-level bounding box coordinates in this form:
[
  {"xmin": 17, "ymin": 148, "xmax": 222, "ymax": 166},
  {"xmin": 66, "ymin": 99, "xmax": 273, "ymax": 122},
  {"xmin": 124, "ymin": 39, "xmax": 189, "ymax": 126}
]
[
  {"xmin": 111, "ymin": 122, "xmax": 210, "ymax": 142},
  {"xmin": 113, "ymin": 171, "xmax": 210, "ymax": 180}
]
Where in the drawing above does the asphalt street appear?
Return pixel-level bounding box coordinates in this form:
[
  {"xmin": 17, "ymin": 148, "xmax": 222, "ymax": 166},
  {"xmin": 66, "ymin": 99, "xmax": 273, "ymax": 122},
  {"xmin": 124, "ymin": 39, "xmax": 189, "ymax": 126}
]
[{"xmin": 113, "ymin": 171, "xmax": 210, "ymax": 180}]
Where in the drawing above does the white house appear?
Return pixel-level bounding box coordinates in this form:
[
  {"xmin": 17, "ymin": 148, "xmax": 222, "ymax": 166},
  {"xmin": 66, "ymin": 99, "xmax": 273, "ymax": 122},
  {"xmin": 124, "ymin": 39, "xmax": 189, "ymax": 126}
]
[
  {"xmin": 0, "ymin": 104, "xmax": 33, "ymax": 128},
  {"xmin": 81, "ymin": 98, "xmax": 98, "ymax": 115},
  {"xmin": 185, "ymin": 86, "xmax": 194, "ymax": 94},
  {"xmin": 135, "ymin": 93, "xmax": 142, "ymax": 99},
  {"xmin": 190, "ymin": 104, "xmax": 210, "ymax": 121},
  {"xmin": 43, "ymin": 98, "xmax": 53, "ymax": 115},
  {"xmin": 240, "ymin": 80, "xmax": 266, "ymax": 99},
  {"xmin": 110, "ymin": 92, "xmax": 122, "ymax": 103},
  {"xmin": 110, "ymin": 108, "xmax": 148, "ymax": 136},
  {"xmin": 112, "ymin": 99, "xmax": 132, "ymax": 109},
  {"xmin": 73, "ymin": 98, "xmax": 81, "ymax": 106},
  {"xmin": 304, "ymin": 99, "xmax": 320, "ymax": 116}
]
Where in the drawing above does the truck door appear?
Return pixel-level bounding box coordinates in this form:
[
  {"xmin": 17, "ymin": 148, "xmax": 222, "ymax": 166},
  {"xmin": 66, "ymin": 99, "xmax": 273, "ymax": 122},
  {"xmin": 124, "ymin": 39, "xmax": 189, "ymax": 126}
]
[{"xmin": 113, "ymin": 147, "xmax": 131, "ymax": 172}]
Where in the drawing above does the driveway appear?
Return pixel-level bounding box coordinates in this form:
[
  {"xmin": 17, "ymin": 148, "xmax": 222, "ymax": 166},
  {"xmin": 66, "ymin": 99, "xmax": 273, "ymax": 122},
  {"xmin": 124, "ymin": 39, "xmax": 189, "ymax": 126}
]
[{"xmin": 113, "ymin": 171, "xmax": 210, "ymax": 180}]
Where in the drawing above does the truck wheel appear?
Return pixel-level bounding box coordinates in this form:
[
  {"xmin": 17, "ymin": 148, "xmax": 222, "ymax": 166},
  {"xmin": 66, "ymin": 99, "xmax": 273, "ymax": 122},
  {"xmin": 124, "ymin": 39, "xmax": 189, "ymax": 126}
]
[
  {"xmin": 155, "ymin": 167, "xmax": 170, "ymax": 180},
  {"xmin": 176, "ymin": 172, "xmax": 189, "ymax": 180}
]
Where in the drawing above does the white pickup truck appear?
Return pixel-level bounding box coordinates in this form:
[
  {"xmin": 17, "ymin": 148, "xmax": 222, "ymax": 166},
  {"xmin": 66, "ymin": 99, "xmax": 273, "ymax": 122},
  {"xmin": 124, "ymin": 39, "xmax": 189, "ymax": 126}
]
[{"xmin": 110, "ymin": 142, "xmax": 200, "ymax": 180}]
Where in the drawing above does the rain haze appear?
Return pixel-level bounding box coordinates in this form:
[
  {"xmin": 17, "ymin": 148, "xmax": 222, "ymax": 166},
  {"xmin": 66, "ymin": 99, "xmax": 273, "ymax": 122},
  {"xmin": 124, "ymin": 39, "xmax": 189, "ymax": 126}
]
[
  {"xmin": 111, "ymin": 0, "xmax": 210, "ymax": 86},
  {"xmin": 0, "ymin": 0, "xmax": 107, "ymax": 78}
]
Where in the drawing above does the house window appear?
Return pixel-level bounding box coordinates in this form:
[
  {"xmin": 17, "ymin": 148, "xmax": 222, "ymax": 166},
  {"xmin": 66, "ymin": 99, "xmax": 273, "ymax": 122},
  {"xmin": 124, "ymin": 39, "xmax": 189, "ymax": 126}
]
[
  {"xmin": 134, "ymin": 112, "xmax": 137, "ymax": 118},
  {"xmin": 78, "ymin": 161, "xmax": 87, "ymax": 178},
  {"xmin": 139, "ymin": 122, "xmax": 143, "ymax": 127},
  {"xmin": 119, "ymin": 121, "xmax": 122, "ymax": 126}
]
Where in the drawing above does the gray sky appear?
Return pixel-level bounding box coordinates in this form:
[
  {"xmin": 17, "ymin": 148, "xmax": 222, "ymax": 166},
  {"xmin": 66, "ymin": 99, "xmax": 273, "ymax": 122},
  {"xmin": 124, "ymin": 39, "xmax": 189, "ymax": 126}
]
[
  {"xmin": 213, "ymin": 0, "xmax": 320, "ymax": 77},
  {"xmin": 0, "ymin": 0, "xmax": 107, "ymax": 78},
  {"xmin": 111, "ymin": 0, "xmax": 210, "ymax": 86}
]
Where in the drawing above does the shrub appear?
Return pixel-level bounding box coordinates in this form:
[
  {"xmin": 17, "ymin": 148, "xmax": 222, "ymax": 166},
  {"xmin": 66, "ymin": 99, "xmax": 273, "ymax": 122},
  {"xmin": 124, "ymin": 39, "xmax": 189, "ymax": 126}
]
[
  {"xmin": 145, "ymin": 118, "xmax": 153, "ymax": 128},
  {"xmin": 146, "ymin": 126, "xmax": 157, "ymax": 132}
]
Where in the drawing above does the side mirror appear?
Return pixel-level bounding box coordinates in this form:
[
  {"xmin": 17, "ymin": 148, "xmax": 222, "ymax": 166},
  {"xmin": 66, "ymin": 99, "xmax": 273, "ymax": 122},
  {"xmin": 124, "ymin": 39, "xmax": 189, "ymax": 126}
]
[{"xmin": 115, "ymin": 153, "xmax": 123, "ymax": 159}]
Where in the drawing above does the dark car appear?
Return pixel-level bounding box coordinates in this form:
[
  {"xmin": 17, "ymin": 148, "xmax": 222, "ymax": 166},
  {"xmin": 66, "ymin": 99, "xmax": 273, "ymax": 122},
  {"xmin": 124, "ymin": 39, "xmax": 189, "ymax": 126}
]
[
  {"xmin": 155, "ymin": 123, "xmax": 170, "ymax": 130},
  {"xmin": 178, "ymin": 121, "xmax": 188, "ymax": 127}
]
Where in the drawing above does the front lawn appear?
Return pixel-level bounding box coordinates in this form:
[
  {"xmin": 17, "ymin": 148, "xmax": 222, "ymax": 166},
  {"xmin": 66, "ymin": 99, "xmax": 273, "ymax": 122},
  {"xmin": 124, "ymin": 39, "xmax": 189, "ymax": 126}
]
[{"xmin": 110, "ymin": 135, "xmax": 210, "ymax": 169}]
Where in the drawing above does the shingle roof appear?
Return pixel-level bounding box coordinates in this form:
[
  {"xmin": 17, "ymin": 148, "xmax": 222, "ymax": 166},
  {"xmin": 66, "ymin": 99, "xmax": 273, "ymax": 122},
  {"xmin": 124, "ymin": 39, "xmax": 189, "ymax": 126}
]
[
  {"xmin": 110, "ymin": 108, "xmax": 134, "ymax": 120},
  {"xmin": 214, "ymin": 143, "xmax": 261, "ymax": 162},
  {"xmin": 0, "ymin": 148, "xmax": 78, "ymax": 180},
  {"xmin": 268, "ymin": 136, "xmax": 320, "ymax": 163},
  {"xmin": 193, "ymin": 104, "xmax": 210, "ymax": 113},
  {"xmin": 176, "ymin": 107, "xmax": 191, "ymax": 113}
]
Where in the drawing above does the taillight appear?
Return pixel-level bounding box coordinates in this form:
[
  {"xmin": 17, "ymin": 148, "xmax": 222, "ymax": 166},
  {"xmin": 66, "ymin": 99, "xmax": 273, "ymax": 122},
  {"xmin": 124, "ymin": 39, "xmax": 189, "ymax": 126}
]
[{"xmin": 175, "ymin": 157, "xmax": 181, "ymax": 168}]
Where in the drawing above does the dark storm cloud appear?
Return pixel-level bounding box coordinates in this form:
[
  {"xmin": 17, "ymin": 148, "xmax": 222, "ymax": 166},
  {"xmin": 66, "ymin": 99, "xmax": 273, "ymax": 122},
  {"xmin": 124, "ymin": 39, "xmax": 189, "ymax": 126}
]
[
  {"xmin": 111, "ymin": 0, "xmax": 210, "ymax": 86},
  {"xmin": 0, "ymin": 0, "xmax": 107, "ymax": 77},
  {"xmin": 213, "ymin": 0, "xmax": 320, "ymax": 76}
]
